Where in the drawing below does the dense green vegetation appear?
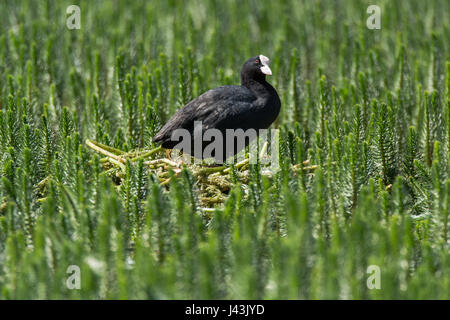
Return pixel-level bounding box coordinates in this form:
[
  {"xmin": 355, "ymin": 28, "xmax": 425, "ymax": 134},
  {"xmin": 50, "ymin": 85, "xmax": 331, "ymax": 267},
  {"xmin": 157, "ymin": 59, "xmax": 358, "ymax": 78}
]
[{"xmin": 0, "ymin": 0, "xmax": 448, "ymax": 299}]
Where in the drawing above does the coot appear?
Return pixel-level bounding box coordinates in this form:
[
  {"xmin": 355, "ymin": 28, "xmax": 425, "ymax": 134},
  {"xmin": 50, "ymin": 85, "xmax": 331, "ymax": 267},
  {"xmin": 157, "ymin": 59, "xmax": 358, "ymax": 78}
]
[{"xmin": 152, "ymin": 55, "xmax": 281, "ymax": 163}]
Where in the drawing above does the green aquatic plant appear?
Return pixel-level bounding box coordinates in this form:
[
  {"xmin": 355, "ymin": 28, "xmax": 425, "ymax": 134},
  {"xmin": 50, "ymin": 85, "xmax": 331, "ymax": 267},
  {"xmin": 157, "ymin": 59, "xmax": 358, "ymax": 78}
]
[{"xmin": 0, "ymin": 0, "xmax": 448, "ymax": 299}]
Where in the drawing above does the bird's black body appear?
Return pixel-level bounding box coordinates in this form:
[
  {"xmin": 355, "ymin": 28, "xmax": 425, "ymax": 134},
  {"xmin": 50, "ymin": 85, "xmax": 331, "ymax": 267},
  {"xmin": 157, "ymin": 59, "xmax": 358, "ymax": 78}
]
[{"xmin": 152, "ymin": 56, "xmax": 281, "ymax": 162}]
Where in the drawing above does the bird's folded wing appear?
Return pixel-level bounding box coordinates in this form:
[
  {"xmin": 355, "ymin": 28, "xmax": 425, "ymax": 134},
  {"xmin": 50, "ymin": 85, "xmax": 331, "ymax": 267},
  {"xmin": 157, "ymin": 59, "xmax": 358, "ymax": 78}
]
[
  {"xmin": 202, "ymin": 100, "xmax": 255, "ymax": 131},
  {"xmin": 153, "ymin": 86, "xmax": 256, "ymax": 143}
]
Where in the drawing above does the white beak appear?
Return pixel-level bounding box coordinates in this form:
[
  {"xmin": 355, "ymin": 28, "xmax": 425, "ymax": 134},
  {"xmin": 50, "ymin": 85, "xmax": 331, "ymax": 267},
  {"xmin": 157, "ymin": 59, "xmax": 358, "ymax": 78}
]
[
  {"xmin": 260, "ymin": 65, "xmax": 272, "ymax": 75},
  {"xmin": 259, "ymin": 54, "xmax": 272, "ymax": 75}
]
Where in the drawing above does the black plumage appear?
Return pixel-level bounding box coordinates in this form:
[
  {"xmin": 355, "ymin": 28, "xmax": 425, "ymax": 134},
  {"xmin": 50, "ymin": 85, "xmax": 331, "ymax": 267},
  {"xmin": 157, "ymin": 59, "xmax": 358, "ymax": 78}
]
[{"xmin": 152, "ymin": 55, "xmax": 281, "ymax": 162}]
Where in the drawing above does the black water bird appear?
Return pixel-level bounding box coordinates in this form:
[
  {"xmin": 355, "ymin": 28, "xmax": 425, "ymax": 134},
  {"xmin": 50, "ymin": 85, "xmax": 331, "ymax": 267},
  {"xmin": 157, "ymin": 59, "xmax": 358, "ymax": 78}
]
[{"xmin": 152, "ymin": 55, "xmax": 281, "ymax": 163}]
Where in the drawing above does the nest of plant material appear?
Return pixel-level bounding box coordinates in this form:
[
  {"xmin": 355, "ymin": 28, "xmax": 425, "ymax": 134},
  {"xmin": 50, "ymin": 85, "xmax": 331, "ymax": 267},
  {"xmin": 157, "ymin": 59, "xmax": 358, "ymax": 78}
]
[{"xmin": 85, "ymin": 139, "xmax": 317, "ymax": 210}]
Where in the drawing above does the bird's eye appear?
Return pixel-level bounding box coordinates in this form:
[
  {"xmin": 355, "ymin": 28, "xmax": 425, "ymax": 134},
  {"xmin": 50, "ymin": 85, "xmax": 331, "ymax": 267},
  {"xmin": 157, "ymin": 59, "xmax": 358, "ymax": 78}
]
[{"xmin": 255, "ymin": 59, "xmax": 260, "ymax": 64}]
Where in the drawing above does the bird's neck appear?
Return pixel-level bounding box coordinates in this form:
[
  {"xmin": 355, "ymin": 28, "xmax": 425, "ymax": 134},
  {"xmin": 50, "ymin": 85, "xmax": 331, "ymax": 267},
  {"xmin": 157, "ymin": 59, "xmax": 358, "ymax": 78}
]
[{"xmin": 241, "ymin": 77, "xmax": 271, "ymax": 97}]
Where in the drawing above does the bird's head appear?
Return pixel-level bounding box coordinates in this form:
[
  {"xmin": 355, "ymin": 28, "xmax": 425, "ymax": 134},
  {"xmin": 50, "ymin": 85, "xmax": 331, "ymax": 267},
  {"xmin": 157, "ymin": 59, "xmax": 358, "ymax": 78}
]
[{"xmin": 241, "ymin": 54, "xmax": 272, "ymax": 83}]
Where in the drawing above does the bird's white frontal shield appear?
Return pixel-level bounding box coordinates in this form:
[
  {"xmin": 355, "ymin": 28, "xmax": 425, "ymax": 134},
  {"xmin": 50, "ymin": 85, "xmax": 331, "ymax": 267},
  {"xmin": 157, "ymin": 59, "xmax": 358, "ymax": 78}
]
[{"xmin": 259, "ymin": 54, "xmax": 272, "ymax": 75}]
